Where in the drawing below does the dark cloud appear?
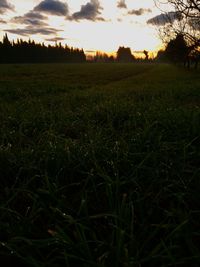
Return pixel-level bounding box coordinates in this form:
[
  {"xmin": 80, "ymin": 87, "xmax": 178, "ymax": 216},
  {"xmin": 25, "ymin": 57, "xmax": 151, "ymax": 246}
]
[
  {"xmin": 6, "ymin": 26, "xmax": 60, "ymax": 36},
  {"xmin": 0, "ymin": 18, "xmax": 6, "ymax": 23},
  {"xmin": 128, "ymin": 8, "xmax": 152, "ymax": 16},
  {"xmin": 117, "ymin": 0, "xmax": 127, "ymax": 9},
  {"xmin": 147, "ymin": 11, "xmax": 182, "ymax": 26},
  {"xmin": 0, "ymin": 0, "xmax": 14, "ymax": 14},
  {"xmin": 45, "ymin": 37, "xmax": 65, "ymax": 42},
  {"xmin": 70, "ymin": 0, "xmax": 104, "ymax": 21},
  {"xmin": 117, "ymin": 18, "xmax": 122, "ymax": 22},
  {"xmin": 34, "ymin": 0, "xmax": 68, "ymax": 16},
  {"xmin": 12, "ymin": 11, "xmax": 48, "ymax": 27}
]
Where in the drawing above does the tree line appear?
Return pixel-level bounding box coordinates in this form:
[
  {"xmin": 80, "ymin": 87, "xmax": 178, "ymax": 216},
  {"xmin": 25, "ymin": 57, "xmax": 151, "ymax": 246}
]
[
  {"xmin": 0, "ymin": 36, "xmax": 150, "ymax": 64},
  {"xmin": 93, "ymin": 47, "xmax": 136, "ymax": 63},
  {"xmin": 93, "ymin": 47, "xmax": 152, "ymax": 63},
  {"xmin": 0, "ymin": 34, "xmax": 86, "ymax": 63}
]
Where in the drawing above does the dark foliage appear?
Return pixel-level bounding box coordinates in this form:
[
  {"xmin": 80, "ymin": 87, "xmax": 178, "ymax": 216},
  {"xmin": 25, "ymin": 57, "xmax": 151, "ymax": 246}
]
[
  {"xmin": 93, "ymin": 51, "xmax": 114, "ymax": 63},
  {"xmin": 156, "ymin": 34, "xmax": 200, "ymax": 68},
  {"xmin": 0, "ymin": 34, "xmax": 86, "ymax": 63},
  {"xmin": 116, "ymin": 46, "xmax": 135, "ymax": 62},
  {"xmin": 165, "ymin": 34, "xmax": 188, "ymax": 63}
]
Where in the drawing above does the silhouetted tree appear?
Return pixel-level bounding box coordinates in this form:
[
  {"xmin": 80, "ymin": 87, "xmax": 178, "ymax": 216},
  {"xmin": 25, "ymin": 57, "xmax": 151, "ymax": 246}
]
[
  {"xmin": 0, "ymin": 34, "xmax": 86, "ymax": 63},
  {"xmin": 165, "ymin": 34, "xmax": 188, "ymax": 63},
  {"xmin": 93, "ymin": 51, "xmax": 112, "ymax": 62},
  {"xmin": 143, "ymin": 50, "xmax": 149, "ymax": 60},
  {"xmin": 3, "ymin": 33, "xmax": 11, "ymax": 47},
  {"xmin": 108, "ymin": 55, "xmax": 114, "ymax": 62},
  {"xmin": 116, "ymin": 46, "xmax": 135, "ymax": 62},
  {"xmin": 157, "ymin": 33, "xmax": 200, "ymax": 68},
  {"xmin": 155, "ymin": 49, "xmax": 168, "ymax": 62},
  {"xmin": 154, "ymin": 0, "xmax": 200, "ymax": 68}
]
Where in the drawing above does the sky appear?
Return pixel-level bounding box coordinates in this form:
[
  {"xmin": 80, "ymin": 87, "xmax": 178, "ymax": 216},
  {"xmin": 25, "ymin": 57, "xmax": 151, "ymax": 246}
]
[{"xmin": 0, "ymin": 0, "xmax": 174, "ymax": 55}]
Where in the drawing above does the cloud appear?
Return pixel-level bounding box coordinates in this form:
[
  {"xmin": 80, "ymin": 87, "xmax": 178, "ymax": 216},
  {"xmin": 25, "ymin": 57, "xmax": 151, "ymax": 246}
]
[
  {"xmin": 12, "ymin": 11, "xmax": 48, "ymax": 27},
  {"xmin": 6, "ymin": 26, "xmax": 60, "ymax": 36},
  {"xmin": 117, "ymin": 0, "xmax": 127, "ymax": 9},
  {"xmin": 34, "ymin": 0, "xmax": 68, "ymax": 16},
  {"xmin": 0, "ymin": 18, "xmax": 6, "ymax": 23},
  {"xmin": 117, "ymin": 18, "xmax": 122, "ymax": 22},
  {"xmin": 128, "ymin": 8, "xmax": 152, "ymax": 16},
  {"xmin": 45, "ymin": 37, "xmax": 65, "ymax": 42},
  {"xmin": 147, "ymin": 11, "xmax": 182, "ymax": 26},
  {"xmin": 70, "ymin": 0, "xmax": 104, "ymax": 21},
  {"xmin": 0, "ymin": 0, "xmax": 14, "ymax": 14}
]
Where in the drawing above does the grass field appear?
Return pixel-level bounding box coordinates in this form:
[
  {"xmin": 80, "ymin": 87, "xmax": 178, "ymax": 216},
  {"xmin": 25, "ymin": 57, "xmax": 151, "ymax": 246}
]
[{"xmin": 0, "ymin": 63, "xmax": 200, "ymax": 267}]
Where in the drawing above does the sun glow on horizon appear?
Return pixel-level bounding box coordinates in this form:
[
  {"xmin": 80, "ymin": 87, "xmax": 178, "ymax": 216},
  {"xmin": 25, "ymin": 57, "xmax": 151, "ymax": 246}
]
[{"xmin": 0, "ymin": 0, "xmax": 164, "ymax": 54}]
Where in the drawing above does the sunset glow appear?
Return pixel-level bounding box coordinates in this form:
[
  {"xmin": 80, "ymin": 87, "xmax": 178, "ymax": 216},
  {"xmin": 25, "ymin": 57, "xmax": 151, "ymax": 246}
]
[{"xmin": 0, "ymin": 0, "xmax": 166, "ymax": 54}]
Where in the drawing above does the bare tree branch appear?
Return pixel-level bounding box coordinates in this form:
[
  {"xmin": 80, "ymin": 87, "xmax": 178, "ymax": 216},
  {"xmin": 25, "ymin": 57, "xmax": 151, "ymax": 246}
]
[{"xmin": 154, "ymin": 0, "xmax": 200, "ymax": 44}]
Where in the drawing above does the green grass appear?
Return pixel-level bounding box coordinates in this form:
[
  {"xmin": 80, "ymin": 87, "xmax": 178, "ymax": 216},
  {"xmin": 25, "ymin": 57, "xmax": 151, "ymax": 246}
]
[{"xmin": 0, "ymin": 63, "xmax": 200, "ymax": 267}]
